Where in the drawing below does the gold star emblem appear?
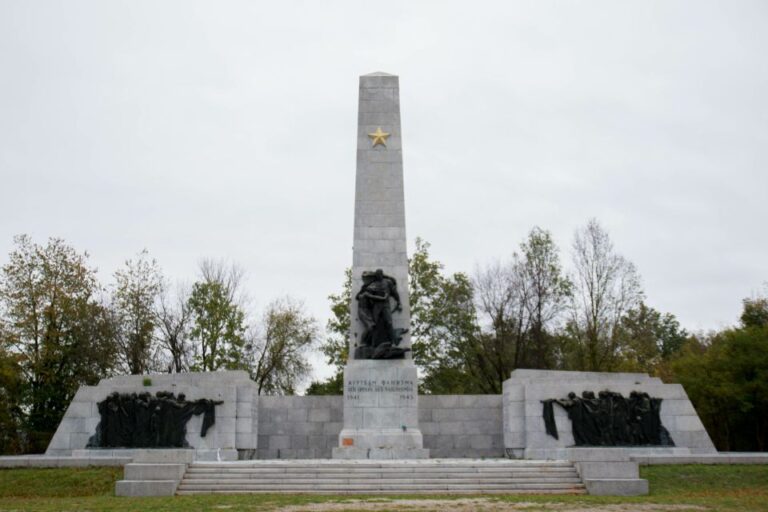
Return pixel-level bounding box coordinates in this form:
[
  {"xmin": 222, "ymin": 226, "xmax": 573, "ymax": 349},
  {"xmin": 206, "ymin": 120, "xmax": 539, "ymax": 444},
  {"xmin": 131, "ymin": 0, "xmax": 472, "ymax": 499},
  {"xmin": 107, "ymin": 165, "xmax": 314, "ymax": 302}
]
[{"xmin": 368, "ymin": 127, "xmax": 390, "ymax": 147}]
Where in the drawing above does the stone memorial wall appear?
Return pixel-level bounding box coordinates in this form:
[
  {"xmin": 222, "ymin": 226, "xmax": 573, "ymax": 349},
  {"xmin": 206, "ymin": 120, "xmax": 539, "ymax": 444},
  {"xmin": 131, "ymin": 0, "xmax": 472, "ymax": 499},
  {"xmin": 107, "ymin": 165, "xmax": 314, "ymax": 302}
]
[
  {"xmin": 253, "ymin": 394, "xmax": 504, "ymax": 459},
  {"xmin": 46, "ymin": 372, "xmax": 257, "ymax": 461},
  {"xmin": 256, "ymin": 396, "xmax": 342, "ymax": 459},
  {"xmin": 47, "ymin": 369, "xmax": 714, "ymax": 460},
  {"xmin": 503, "ymin": 369, "xmax": 716, "ymax": 459},
  {"xmin": 419, "ymin": 395, "xmax": 504, "ymax": 458}
]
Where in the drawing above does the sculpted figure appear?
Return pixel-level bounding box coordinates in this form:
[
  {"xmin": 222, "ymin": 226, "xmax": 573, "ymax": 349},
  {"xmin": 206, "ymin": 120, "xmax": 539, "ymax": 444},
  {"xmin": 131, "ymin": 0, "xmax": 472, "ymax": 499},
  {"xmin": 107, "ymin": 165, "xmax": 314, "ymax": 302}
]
[
  {"xmin": 556, "ymin": 392, "xmax": 589, "ymax": 445},
  {"xmin": 355, "ymin": 269, "xmax": 410, "ymax": 359},
  {"xmin": 133, "ymin": 393, "xmax": 152, "ymax": 447},
  {"xmin": 609, "ymin": 391, "xmax": 632, "ymax": 445},
  {"xmin": 356, "ymin": 269, "xmax": 402, "ymax": 345},
  {"xmin": 356, "ymin": 272, "xmax": 377, "ymax": 349}
]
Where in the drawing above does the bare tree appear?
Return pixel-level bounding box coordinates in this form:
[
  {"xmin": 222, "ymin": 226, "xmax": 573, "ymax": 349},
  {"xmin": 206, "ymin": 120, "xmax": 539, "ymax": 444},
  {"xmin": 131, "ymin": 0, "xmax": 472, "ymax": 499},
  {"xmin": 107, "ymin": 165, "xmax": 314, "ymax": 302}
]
[
  {"xmin": 472, "ymin": 259, "xmax": 527, "ymax": 392},
  {"xmin": 198, "ymin": 259, "xmax": 246, "ymax": 305},
  {"xmin": 568, "ymin": 219, "xmax": 643, "ymax": 371},
  {"xmin": 470, "ymin": 227, "xmax": 571, "ymax": 387},
  {"xmin": 155, "ymin": 283, "xmax": 192, "ymax": 373}
]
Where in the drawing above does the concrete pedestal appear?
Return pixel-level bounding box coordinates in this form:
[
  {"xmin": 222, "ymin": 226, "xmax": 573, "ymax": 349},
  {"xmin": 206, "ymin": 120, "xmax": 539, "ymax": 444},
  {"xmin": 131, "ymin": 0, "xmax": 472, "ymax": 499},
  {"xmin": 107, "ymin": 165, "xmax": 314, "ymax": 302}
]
[{"xmin": 333, "ymin": 360, "xmax": 428, "ymax": 459}]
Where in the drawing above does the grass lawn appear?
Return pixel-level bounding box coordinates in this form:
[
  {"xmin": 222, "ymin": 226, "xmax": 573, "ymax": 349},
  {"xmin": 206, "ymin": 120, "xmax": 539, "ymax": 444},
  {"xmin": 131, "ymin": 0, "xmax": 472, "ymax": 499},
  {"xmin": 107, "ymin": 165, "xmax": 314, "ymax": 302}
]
[{"xmin": 0, "ymin": 464, "xmax": 766, "ymax": 511}]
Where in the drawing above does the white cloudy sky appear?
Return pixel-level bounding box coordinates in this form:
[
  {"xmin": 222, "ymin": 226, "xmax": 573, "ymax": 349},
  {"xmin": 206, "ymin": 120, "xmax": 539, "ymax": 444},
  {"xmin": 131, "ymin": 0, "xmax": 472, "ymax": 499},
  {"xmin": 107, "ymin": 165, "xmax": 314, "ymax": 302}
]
[{"xmin": 1, "ymin": 1, "xmax": 766, "ymax": 382}]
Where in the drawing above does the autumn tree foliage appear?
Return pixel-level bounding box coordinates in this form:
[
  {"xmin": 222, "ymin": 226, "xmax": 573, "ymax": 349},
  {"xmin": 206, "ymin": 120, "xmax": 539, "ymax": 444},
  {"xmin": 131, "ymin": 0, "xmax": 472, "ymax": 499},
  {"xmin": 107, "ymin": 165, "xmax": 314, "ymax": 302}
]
[{"xmin": 0, "ymin": 236, "xmax": 115, "ymax": 451}]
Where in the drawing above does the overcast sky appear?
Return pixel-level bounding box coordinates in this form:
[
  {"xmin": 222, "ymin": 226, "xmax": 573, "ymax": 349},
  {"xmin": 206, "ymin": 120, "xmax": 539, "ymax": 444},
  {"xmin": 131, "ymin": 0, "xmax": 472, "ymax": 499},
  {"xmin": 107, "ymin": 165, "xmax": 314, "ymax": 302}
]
[{"xmin": 1, "ymin": 1, "xmax": 766, "ymax": 383}]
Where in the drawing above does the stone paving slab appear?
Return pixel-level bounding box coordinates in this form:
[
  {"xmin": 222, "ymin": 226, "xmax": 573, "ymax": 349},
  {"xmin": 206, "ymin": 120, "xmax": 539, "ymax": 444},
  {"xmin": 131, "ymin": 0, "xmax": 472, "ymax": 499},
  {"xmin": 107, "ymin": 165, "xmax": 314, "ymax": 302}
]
[
  {"xmin": 0, "ymin": 455, "xmax": 131, "ymax": 468},
  {"xmin": 631, "ymin": 452, "xmax": 768, "ymax": 464}
]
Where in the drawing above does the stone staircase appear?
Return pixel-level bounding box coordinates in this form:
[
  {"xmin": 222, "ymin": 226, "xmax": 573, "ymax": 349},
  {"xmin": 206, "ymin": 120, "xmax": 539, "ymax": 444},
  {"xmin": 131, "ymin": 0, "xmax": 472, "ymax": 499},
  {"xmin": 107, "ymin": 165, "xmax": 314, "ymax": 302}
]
[{"xmin": 176, "ymin": 459, "xmax": 586, "ymax": 495}]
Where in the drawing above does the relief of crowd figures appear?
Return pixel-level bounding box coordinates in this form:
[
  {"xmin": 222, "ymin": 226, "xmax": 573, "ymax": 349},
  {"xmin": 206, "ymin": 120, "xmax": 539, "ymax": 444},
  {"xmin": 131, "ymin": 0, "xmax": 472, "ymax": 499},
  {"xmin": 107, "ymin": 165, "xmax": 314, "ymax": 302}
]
[
  {"xmin": 87, "ymin": 391, "xmax": 222, "ymax": 448},
  {"xmin": 542, "ymin": 390, "xmax": 675, "ymax": 447}
]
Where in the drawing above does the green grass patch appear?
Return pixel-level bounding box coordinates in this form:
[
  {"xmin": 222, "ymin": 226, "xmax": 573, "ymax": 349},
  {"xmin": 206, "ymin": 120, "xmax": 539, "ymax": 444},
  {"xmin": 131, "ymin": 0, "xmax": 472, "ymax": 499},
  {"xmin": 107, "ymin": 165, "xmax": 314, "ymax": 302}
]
[
  {"xmin": 646, "ymin": 464, "xmax": 768, "ymax": 494},
  {"xmin": 0, "ymin": 464, "xmax": 766, "ymax": 511},
  {"xmin": 0, "ymin": 466, "xmax": 122, "ymax": 498}
]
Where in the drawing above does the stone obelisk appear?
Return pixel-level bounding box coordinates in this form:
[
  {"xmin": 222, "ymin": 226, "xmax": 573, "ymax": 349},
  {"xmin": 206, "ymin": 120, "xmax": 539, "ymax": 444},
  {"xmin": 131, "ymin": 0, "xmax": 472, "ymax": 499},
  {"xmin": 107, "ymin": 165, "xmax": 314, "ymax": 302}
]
[{"xmin": 332, "ymin": 72, "xmax": 428, "ymax": 459}]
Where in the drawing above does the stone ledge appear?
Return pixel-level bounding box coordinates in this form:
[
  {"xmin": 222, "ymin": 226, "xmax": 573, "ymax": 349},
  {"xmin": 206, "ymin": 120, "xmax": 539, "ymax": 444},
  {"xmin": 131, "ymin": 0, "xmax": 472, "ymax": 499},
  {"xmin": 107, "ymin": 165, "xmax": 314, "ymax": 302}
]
[
  {"xmin": 124, "ymin": 463, "xmax": 186, "ymax": 481},
  {"xmin": 131, "ymin": 449, "xmax": 195, "ymax": 464},
  {"xmin": 193, "ymin": 449, "xmax": 238, "ymax": 461},
  {"xmin": 632, "ymin": 453, "xmax": 768, "ymax": 465},
  {"xmin": 331, "ymin": 447, "xmax": 430, "ymax": 459},
  {"xmin": 576, "ymin": 461, "xmax": 639, "ymax": 479},
  {"xmin": 115, "ymin": 480, "xmax": 179, "ymax": 497},
  {"xmin": 584, "ymin": 478, "xmax": 649, "ymax": 496},
  {"xmin": 0, "ymin": 456, "xmax": 131, "ymax": 468}
]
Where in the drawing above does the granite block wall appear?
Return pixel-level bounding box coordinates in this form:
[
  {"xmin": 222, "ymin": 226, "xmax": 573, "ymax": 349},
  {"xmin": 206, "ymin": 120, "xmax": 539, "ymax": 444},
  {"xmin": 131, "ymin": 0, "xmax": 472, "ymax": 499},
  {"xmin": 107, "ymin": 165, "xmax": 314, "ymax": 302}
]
[
  {"xmin": 254, "ymin": 395, "xmax": 504, "ymax": 459},
  {"xmin": 256, "ymin": 396, "xmax": 344, "ymax": 459},
  {"xmin": 419, "ymin": 395, "xmax": 504, "ymax": 458}
]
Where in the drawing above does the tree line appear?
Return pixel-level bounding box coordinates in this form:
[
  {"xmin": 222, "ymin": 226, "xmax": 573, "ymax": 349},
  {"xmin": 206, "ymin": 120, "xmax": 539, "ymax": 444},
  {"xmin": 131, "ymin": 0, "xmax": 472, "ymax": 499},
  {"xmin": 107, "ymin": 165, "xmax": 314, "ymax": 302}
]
[
  {"xmin": 1, "ymin": 219, "xmax": 765, "ymax": 454},
  {"xmin": 307, "ymin": 220, "xmax": 768, "ymax": 452},
  {"xmin": 0, "ymin": 235, "xmax": 318, "ymax": 453}
]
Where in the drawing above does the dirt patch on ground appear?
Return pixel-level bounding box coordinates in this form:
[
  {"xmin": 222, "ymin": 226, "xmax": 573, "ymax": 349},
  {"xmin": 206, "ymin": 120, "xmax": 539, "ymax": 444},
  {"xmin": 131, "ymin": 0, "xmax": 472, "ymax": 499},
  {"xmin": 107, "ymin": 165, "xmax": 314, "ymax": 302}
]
[{"xmin": 275, "ymin": 499, "xmax": 708, "ymax": 512}]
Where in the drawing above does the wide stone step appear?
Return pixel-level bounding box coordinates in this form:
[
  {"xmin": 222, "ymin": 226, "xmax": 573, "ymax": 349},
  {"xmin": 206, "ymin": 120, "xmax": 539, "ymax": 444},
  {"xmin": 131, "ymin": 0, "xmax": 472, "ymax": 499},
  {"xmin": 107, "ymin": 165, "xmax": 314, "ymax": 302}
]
[
  {"xmin": 177, "ymin": 488, "xmax": 586, "ymax": 495},
  {"xmin": 186, "ymin": 467, "xmax": 577, "ymax": 474},
  {"xmin": 184, "ymin": 470, "xmax": 579, "ymax": 477},
  {"xmin": 177, "ymin": 460, "xmax": 586, "ymax": 495},
  {"xmin": 190, "ymin": 462, "xmax": 575, "ymax": 469},
  {"xmin": 180, "ymin": 477, "xmax": 583, "ymax": 485},
  {"xmin": 184, "ymin": 472, "xmax": 580, "ymax": 479},
  {"xmin": 177, "ymin": 483, "xmax": 586, "ymax": 492},
  {"xmin": 186, "ymin": 468, "xmax": 576, "ymax": 479},
  {"xmin": 184, "ymin": 473, "xmax": 579, "ymax": 480}
]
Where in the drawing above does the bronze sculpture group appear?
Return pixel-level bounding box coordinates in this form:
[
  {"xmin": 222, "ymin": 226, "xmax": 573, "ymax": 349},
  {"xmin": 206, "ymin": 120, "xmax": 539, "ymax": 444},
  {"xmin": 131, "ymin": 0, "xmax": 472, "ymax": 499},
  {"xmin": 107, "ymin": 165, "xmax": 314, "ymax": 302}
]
[
  {"xmin": 87, "ymin": 391, "xmax": 222, "ymax": 448},
  {"xmin": 543, "ymin": 390, "xmax": 675, "ymax": 447}
]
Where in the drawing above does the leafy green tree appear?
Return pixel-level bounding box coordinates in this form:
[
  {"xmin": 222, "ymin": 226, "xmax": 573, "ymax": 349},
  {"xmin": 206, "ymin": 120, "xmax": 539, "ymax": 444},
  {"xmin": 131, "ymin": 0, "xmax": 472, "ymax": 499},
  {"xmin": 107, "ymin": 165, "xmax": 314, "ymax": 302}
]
[
  {"xmin": 415, "ymin": 261, "xmax": 478, "ymax": 394},
  {"xmin": 305, "ymin": 372, "xmax": 344, "ymax": 396},
  {"xmin": 187, "ymin": 280, "xmax": 247, "ymax": 372},
  {"xmin": 250, "ymin": 297, "xmax": 318, "ymax": 395},
  {"xmin": 305, "ymin": 269, "xmax": 350, "ymax": 395},
  {"xmin": 671, "ymin": 290, "xmax": 768, "ymax": 451},
  {"xmin": 409, "ymin": 239, "xmax": 478, "ymax": 382},
  {"xmin": 741, "ymin": 296, "xmax": 768, "ymax": 328},
  {"xmin": 673, "ymin": 323, "xmax": 768, "ymax": 451},
  {"xmin": 0, "ymin": 235, "xmax": 116, "ymax": 451},
  {"xmin": 0, "ymin": 340, "xmax": 24, "ymax": 454},
  {"xmin": 516, "ymin": 227, "xmax": 571, "ymax": 369},
  {"xmin": 112, "ymin": 250, "xmax": 163, "ymax": 374},
  {"xmin": 615, "ymin": 302, "xmax": 688, "ymax": 373}
]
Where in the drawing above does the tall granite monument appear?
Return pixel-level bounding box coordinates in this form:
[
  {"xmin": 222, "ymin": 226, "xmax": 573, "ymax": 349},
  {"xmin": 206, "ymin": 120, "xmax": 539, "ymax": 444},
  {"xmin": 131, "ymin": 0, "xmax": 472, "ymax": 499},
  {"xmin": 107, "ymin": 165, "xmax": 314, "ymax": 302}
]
[{"xmin": 332, "ymin": 72, "xmax": 428, "ymax": 459}]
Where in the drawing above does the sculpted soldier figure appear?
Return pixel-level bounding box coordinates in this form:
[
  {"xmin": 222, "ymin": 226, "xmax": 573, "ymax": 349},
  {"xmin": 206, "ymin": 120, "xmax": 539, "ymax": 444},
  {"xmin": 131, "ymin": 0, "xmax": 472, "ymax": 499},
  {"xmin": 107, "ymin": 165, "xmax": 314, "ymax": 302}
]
[
  {"xmin": 355, "ymin": 269, "xmax": 409, "ymax": 359},
  {"xmin": 356, "ymin": 272, "xmax": 377, "ymax": 349}
]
